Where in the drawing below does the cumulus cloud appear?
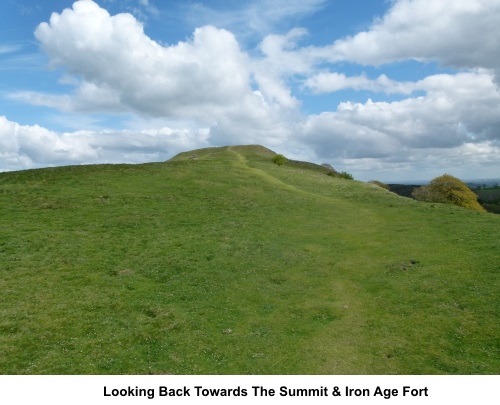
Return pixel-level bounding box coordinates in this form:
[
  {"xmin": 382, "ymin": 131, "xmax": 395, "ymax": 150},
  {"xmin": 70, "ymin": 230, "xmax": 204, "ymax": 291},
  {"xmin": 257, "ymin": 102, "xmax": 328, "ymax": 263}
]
[
  {"xmin": 0, "ymin": 115, "xmax": 209, "ymax": 171},
  {"xmin": 300, "ymin": 70, "xmax": 500, "ymax": 180},
  {"xmin": 315, "ymin": 0, "xmax": 500, "ymax": 78},
  {"xmin": 251, "ymin": 28, "xmax": 311, "ymax": 108},
  {"xmin": 25, "ymin": 0, "xmax": 303, "ymax": 147},
  {"xmin": 305, "ymin": 72, "xmax": 416, "ymax": 95},
  {"xmin": 33, "ymin": 2, "xmax": 251, "ymax": 119},
  {"xmin": 335, "ymin": 140, "xmax": 500, "ymax": 182}
]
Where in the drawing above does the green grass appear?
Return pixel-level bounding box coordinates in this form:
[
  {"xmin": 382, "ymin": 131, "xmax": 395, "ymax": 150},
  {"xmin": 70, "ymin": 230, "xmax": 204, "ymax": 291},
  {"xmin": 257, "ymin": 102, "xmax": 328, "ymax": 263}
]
[{"xmin": 1, "ymin": 145, "xmax": 499, "ymax": 374}]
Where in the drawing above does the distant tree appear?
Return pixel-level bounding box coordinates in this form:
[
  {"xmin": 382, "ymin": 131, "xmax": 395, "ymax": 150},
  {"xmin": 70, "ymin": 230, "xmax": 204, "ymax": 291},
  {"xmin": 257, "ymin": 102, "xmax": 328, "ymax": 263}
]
[
  {"xmin": 412, "ymin": 174, "xmax": 486, "ymax": 212},
  {"xmin": 272, "ymin": 154, "xmax": 287, "ymax": 166}
]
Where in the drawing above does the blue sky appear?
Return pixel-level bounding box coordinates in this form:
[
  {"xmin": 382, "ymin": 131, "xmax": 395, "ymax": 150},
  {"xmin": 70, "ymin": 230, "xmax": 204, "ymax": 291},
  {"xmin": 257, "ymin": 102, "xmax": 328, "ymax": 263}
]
[{"xmin": 1, "ymin": 0, "xmax": 499, "ymax": 181}]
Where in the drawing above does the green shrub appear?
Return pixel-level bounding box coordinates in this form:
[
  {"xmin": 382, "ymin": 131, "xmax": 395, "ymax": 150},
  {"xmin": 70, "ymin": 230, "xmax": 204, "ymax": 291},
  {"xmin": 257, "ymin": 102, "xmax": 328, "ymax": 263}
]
[
  {"xmin": 412, "ymin": 174, "xmax": 486, "ymax": 212},
  {"xmin": 339, "ymin": 172, "xmax": 353, "ymax": 180},
  {"xmin": 327, "ymin": 171, "xmax": 353, "ymax": 180},
  {"xmin": 272, "ymin": 154, "xmax": 287, "ymax": 166}
]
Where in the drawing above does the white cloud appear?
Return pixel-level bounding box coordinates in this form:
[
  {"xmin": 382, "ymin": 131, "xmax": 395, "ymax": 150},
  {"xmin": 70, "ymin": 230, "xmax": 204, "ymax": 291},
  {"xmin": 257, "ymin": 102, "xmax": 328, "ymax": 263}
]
[
  {"xmin": 305, "ymin": 72, "xmax": 416, "ymax": 94},
  {"xmin": 303, "ymin": 71, "xmax": 500, "ymax": 154},
  {"xmin": 334, "ymin": 140, "xmax": 500, "ymax": 182},
  {"xmin": 299, "ymin": 70, "xmax": 500, "ymax": 179},
  {"xmin": 258, "ymin": 28, "xmax": 312, "ymax": 75},
  {"xmin": 32, "ymin": 1, "xmax": 259, "ymax": 121},
  {"xmin": 251, "ymin": 28, "xmax": 311, "ymax": 108},
  {"xmin": 0, "ymin": 115, "xmax": 210, "ymax": 171},
  {"xmin": 315, "ymin": 0, "xmax": 500, "ymax": 78},
  {"xmin": 11, "ymin": 83, "xmax": 123, "ymax": 113},
  {"xmin": 22, "ymin": 1, "xmax": 301, "ymax": 149}
]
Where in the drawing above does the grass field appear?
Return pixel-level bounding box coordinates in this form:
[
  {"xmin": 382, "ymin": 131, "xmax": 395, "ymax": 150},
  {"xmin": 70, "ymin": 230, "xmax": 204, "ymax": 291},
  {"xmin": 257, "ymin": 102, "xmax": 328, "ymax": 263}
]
[{"xmin": 1, "ymin": 145, "xmax": 499, "ymax": 374}]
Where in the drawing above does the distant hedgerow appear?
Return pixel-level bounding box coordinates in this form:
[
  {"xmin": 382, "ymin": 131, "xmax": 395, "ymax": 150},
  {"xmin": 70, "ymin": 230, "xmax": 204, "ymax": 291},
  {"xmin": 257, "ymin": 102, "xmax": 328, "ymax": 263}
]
[{"xmin": 272, "ymin": 154, "xmax": 287, "ymax": 166}]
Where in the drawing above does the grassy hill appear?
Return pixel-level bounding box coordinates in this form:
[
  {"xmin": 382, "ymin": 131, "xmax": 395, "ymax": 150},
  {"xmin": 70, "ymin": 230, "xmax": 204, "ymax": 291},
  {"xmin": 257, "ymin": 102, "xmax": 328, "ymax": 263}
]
[{"xmin": 1, "ymin": 145, "xmax": 499, "ymax": 374}]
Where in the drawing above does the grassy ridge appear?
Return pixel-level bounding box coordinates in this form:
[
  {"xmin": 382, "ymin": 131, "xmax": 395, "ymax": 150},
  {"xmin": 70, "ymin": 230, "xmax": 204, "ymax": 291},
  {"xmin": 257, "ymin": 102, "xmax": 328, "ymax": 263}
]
[{"xmin": 1, "ymin": 145, "xmax": 499, "ymax": 374}]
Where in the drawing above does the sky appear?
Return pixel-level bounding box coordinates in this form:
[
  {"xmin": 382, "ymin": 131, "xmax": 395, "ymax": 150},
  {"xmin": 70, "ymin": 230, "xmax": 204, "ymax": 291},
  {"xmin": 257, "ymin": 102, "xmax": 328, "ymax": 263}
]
[{"xmin": 1, "ymin": 0, "xmax": 499, "ymax": 182}]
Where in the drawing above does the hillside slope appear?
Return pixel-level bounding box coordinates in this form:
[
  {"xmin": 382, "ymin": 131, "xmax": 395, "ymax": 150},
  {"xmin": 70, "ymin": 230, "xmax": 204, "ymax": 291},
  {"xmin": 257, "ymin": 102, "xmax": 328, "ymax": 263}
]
[{"xmin": 1, "ymin": 145, "xmax": 499, "ymax": 374}]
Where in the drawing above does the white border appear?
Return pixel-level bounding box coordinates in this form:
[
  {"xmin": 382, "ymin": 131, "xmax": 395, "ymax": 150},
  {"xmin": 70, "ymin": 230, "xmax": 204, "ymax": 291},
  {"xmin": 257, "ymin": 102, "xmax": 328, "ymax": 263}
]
[{"xmin": 1, "ymin": 375, "xmax": 499, "ymax": 404}]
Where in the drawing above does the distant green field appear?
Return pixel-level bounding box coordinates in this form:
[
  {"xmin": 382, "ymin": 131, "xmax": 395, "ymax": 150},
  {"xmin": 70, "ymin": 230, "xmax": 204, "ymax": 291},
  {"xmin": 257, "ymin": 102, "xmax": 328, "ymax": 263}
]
[{"xmin": 1, "ymin": 145, "xmax": 499, "ymax": 374}]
